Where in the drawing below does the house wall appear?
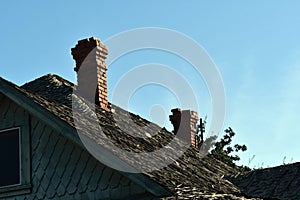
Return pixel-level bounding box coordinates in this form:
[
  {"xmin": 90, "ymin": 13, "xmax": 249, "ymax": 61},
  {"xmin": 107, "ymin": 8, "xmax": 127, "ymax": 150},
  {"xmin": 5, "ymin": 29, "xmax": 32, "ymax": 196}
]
[{"xmin": 0, "ymin": 96, "xmax": 153, "ymax": 200}]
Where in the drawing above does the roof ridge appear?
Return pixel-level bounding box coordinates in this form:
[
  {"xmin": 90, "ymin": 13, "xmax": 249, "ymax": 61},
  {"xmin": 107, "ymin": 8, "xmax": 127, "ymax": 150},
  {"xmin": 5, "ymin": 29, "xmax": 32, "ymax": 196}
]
[
  {"xmin": 21, "ymin": 73, "xmax": 74, "ymax": 88},
  {"xmin": 0, "ymin": 74, "xmax": 247, "ymax": 198}
]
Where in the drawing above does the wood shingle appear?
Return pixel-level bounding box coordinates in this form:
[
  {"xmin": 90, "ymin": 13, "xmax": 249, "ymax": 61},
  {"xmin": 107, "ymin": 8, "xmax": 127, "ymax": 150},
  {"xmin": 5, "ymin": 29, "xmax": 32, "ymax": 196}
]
[
  {"xmin": 2, "ymin": 74, "xmax": 260, "ymax": 199},
  {"xmin": 2, "ymin": 60, "xmax": 297, "ymax": 199}
]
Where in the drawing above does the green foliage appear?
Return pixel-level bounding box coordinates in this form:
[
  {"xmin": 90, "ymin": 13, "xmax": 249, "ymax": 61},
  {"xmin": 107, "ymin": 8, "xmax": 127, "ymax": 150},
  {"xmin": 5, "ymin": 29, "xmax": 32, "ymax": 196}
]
[
  {"xmin": 197, "ymin": 118, "xmax": 251, "ymax": 172},
  {"xmin": 209, "ymin": 127, "xmax": 251, "ymax": 172},
  {"xmin": 199, "ymin": 135, "xmax": 217, "ymax": 156}
]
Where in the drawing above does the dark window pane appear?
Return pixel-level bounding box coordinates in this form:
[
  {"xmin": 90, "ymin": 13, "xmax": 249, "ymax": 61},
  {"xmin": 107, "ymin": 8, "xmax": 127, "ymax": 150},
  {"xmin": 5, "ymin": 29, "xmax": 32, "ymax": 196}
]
[{"xmin": 0, "ymin": 129, "xmax": 20, "ymax": 187}]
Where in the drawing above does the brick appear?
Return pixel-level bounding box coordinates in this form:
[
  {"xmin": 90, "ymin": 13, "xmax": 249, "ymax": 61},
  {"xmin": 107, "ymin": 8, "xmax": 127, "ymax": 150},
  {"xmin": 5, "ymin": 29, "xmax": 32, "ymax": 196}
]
[
  {"xmin": 169, "ymin": 108, "xmax": 199, "ymax": 149},
  {"xmin": 72, "ymin": 37, "xmax": 109, "ymax": 110}
]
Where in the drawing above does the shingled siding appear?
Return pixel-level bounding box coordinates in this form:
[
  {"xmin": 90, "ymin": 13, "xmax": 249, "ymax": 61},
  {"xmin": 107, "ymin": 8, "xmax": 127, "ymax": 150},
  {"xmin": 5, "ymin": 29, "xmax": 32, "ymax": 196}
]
[
  {"xmin": 0, "ymin": 96, "xmax": 151, "ymax": 200},
  {"xmin": 0, "ymin": 94, "xmax": 31, "ymax": 198}
]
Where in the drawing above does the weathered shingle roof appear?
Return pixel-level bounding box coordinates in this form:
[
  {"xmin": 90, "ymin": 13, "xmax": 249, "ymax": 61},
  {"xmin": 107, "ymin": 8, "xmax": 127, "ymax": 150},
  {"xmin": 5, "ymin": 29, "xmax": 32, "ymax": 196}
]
[
  {"xmin": 229, "ymin": 162, "xmax": 300, "ymax": 200},
  {"xmin": 1, "ymin": 74, "xmax": 262, "ymax": 199}
]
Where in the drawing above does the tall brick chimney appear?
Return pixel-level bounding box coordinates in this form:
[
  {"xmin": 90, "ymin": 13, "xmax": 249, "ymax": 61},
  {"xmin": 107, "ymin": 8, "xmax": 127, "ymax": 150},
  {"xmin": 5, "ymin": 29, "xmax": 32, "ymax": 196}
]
[
  {"xmin": 169, "ymin": 108, "xmax": 199, "ymax": 149},
  {"xmin": 71, "ymin": 37, "xmax": 109, "ymax": 110}
]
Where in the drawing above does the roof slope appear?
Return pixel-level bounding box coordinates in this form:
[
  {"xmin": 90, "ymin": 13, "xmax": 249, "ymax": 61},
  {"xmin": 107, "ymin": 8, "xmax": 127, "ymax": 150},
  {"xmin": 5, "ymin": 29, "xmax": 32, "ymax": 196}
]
[
  {"xmin": 2, "ymin": 74, "xmax": 261, "ymax": 199},
  {"xmin": 229, "ymin": 162, "xmax": 300, "ymax": 200}
]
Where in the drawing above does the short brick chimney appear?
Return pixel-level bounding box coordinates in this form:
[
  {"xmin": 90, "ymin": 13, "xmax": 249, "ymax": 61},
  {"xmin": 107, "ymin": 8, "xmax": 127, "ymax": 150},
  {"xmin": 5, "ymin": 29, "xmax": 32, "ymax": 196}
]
[
  {"xmin": 71, "ymin": 37, "xmax": 109, "ymax": 110},
  {"xmin": 169, "ymin": 108, "xmax": 199, "ymax": 149}
]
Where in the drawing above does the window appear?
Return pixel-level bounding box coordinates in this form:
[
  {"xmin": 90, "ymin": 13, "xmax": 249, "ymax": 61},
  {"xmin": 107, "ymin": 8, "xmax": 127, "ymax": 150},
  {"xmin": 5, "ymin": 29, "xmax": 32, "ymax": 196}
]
[
  {"xmin": 0, "ymin": 128, "xmax": 21, "ymax": 187},
  {"xmin": 0, "ymin": 124, "xmax": 31, "ymax": 198}
]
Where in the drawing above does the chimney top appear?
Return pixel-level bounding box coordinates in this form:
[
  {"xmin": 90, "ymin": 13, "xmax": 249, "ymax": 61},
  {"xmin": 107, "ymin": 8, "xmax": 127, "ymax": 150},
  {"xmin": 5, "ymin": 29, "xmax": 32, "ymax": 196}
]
[
  {"xmin": 71, "ymin": 37, "xmax": 109, "ymax": 110},
  {"xmin": 171, "ymin": 108, "xmax": 181, "ymax": 113},
  {"xmin": 72, "ymin": 37, "xmax": 108, "ymax": 72},
  {"xmin": 169, "ymin": 108, "xmax": 199, "ymax": 149}
]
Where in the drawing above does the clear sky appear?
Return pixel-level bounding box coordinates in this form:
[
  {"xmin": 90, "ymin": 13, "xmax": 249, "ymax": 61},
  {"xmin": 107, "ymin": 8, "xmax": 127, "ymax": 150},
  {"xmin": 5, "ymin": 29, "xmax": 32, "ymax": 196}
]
[{"xmin": 1, "ymin": 1, "xmax": 300, "ymax": 168}]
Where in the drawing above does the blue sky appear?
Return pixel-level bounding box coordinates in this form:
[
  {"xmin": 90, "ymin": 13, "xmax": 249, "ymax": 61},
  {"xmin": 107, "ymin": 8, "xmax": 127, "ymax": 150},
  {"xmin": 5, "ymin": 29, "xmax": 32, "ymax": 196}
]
[{"xmin": 1, "ymin": 1, "xmax": 300, "ymax": 168}]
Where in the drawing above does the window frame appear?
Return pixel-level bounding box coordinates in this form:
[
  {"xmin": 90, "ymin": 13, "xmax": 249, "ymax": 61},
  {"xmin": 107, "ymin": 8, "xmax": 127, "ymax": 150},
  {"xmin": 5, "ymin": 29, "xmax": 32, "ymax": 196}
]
[
  {"xmin": 0, "ymin": 127, "xmax": 21, "ymax": 187},
  {"xmin": 0, "ymin": 117, "xmax": 31, "ymax": 198}
]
